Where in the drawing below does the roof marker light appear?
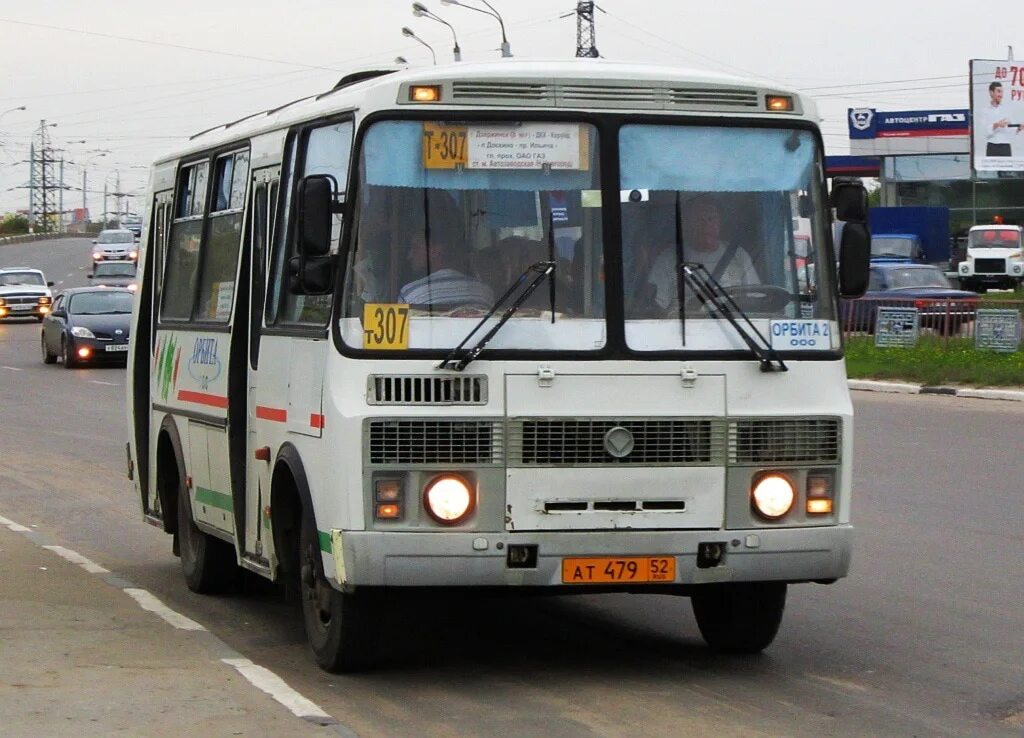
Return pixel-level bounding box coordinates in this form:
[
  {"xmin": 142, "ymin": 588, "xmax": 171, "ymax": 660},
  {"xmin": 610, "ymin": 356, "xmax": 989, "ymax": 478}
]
[
  {"xmin": 410, "ymin": 85, "xmax": 442, "ymax": 103},
  {"xmin": 766, "ymin": 95, "xmax": 794, "ymax": 112}
]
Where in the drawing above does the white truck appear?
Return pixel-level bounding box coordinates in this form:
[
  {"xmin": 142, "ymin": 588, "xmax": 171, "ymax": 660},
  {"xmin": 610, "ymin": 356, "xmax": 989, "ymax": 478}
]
[{"xmin": 957, "ymin": 224, "xmax": 1024, "ymax": 292}]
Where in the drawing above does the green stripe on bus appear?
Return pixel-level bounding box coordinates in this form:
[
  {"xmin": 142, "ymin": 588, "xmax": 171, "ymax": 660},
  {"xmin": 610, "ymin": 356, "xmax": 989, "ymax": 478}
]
[
  {"xmin": 195, "ymin": 487, "xmax": 233, "ymax": 512},
  {"xmin": 318, "ymin": 531, "xmax": 332, "ymax": 554}
]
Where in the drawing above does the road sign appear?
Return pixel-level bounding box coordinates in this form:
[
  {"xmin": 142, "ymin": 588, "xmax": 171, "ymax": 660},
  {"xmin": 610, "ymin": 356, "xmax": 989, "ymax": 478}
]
[
  {"xmin": 975, "ymin": 309, "xmax": 1021, "ymax": 352},
  {"xmin": 874, "ymin": 307, "xmax": 919, "ymax": 348}
]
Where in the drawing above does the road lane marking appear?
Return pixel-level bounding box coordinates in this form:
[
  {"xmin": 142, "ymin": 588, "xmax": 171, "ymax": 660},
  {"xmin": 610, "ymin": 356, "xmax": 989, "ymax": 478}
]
[
  {"xmin": 2, "ymin": 366, "xmax": 23, "ymax": 371},
  {"xmin": 0, "ymin": 511, "xmax": 351, "ymax": 733},
  {"xmin": 221, "ymin": 658, "xmax": 336, "ymax": 725},
  {"xmin": 123, "ymin": 588, "xmax": 206, "ymax": 631},
  {"xmin": 43, "ymin": 544, "xmax": 110, "ymax": 574},
  {"xmin": 90, "ymin": 380, "xmax": 118, "ymax": 386},
  {"xmin": 0, "ymin": 514, "xmax": 31, "ymax": 532}
]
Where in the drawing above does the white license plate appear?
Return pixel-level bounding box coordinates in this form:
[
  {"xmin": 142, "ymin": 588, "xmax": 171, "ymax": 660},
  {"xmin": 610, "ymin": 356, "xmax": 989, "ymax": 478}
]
[
  {"xmin": 105, "ymin": 344, "xmax": 129, "ymax": 352},
  {"xmin": 12, "ymin": 305, "xmax": 32, "ymax": 311}
]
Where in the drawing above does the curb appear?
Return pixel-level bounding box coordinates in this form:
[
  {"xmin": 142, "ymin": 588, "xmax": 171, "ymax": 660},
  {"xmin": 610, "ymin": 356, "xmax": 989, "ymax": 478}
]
[{"xmin": 848, "ymin": 379, "xmax": 1024, "ymax": 403}]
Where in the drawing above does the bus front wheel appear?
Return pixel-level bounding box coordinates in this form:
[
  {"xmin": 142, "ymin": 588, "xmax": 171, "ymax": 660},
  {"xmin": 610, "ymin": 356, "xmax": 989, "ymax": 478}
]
[
  {"xmin": 299, "ymin": 509, "xmax": 377, "ymax": 672},
  {"xmin": 691, "ymin": 582, "xmax": 787, "ymax": 654},
  {"xmin": 177, "ymin": 486, "xmax": 237, "ymax": 594}
]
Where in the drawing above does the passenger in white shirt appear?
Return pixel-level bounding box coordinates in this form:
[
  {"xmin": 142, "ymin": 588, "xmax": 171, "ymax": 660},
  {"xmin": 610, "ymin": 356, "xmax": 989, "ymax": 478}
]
[
  {"xmin": 980, "ymin": 81, "xmax": 1019, "ymax": 157},
  {"xmin": 646, "ymin": 197, "xmax": 759, "ymax": 312}
]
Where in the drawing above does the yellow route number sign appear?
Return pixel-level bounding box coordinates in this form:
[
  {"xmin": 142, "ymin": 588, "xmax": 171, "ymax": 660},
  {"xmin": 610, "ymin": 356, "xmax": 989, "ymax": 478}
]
[
  {"xmin": 362, "ymin": 304, "xmax": 410, "ymax": 350},
  {"xmin": 423, "ymin": 123, "xmax": 468, "ymax": 169}
]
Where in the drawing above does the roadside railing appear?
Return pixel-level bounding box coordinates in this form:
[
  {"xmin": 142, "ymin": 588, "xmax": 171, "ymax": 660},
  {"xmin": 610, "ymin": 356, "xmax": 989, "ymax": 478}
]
[
  {"xmin": 0, "ymin": 233, "xmax": 84, "ymax": 246},
  {"xmin": 840, "ymin": 296, "xmax": 1024, "ymax": 346}
]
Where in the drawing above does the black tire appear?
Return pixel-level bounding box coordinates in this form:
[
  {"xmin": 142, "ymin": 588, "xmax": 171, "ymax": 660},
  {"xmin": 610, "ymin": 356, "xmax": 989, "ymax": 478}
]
[
  {"xmin": 299, "ymin": 507, "xmax": 377, "ymax": 672},
  {"xmin": 41, "ymin": 334, "xmax": 57, "ymax": 364},
  {"xmin": 691, "ymin": 582, "xmax": 787, "ymax": 654},
  {"xmin": 61, "ymin": 338, "xmax": 76, "ymax": 369},
  {"xmin": 177, "ymin": 482, "xmax": 238, "ymax": 594}
]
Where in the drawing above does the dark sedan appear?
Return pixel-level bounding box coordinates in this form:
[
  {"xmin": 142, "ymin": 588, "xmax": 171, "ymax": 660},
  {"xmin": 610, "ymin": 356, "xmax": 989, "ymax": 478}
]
[
  {"xmin": 840, "ymin": 263, "xmax": 979, "ymax": 335},
  {"xmin": 41, "ymin": 288, "xmax": 133, "ymax": 368}
]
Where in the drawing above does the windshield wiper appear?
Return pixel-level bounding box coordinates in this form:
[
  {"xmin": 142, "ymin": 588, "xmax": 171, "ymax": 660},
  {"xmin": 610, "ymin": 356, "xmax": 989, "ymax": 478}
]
[
  {"xmin": 437, "ymin": 261, "xmax": 556, "ymax": 372},
  {"xmin": 681, "ymin": 263, "xmax": 787, "ymax": 373}
]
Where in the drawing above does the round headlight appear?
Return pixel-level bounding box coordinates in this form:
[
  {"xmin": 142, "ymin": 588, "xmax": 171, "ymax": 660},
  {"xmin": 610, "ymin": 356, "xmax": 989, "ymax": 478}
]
[
  {"xmin": 423, "ymin": 475, "xmax": 474, "ymax": 524},
  {"xmin": 959, "ymin": 264, "xmax": 969, "ymax": 274},
  {"xmin": 751, "ymin": 474, "xmax": 795, "ymax": 520}
]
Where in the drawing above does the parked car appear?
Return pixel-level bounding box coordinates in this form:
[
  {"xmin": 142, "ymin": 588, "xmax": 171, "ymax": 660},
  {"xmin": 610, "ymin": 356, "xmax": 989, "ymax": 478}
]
[
  {"xmin": 40, "ymin": 287, "xmax": 133, "ymax": 368},
  {"xmin": 840, "ymin": 263, "xmax": 979, "ymax": 335},
  {"xmin": 0, "ymin": 267, "xmax": 54, "ymax": 321},
  {"xmin": 91, "ymin": 229, "xmax": 138, "ymax": 269},
  {"xmin": 88, "ymin": 260, "xmax": 137, "ymax": 291}
]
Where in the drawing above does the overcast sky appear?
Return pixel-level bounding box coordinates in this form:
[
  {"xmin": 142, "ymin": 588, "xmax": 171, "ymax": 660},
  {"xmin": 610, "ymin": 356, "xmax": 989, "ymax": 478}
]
[{"xmin": 0, "ymin": 0, "xmax": 1014, "ymax": 215}]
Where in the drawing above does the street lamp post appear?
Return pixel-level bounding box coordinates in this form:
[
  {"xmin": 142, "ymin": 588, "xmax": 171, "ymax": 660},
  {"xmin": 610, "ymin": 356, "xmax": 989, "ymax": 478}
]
[
  {"xmin": 440, "ymin": 0, "xmax": 511, "ymax": 57},
  {"xmin": 412, "ymin": 3, "xmax": 462, "ymax": 62},
  {"xmin": 401, "ymin": 27, "xmax": 437, "ymax": 65}
]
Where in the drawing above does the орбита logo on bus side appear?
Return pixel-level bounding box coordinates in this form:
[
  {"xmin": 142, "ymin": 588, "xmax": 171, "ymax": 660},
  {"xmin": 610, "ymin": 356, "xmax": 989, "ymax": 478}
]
[{"xmin": 187, "ymin": 337, "xmax": 222, "ymax": 390}]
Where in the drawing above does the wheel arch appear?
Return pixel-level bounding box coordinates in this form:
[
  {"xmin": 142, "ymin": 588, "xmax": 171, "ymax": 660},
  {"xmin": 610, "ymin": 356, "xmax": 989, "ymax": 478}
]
[
  {"xmin": 271, "ymin": 443, "xmax": 315, "ymax": 581},
  {"xmin": 155, "ymin": 415, "xmax": 186, "ymax": 536}
]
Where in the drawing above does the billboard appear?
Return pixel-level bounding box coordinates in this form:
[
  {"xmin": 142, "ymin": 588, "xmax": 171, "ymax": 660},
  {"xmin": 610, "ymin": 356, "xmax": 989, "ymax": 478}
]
[
  {"xmin": 971, "ymin": 59, "xmax": 1024, "ymax": 173},
  {"xmin": 848, "ymin": 108, "xmax": 968, "ymax": 140}
]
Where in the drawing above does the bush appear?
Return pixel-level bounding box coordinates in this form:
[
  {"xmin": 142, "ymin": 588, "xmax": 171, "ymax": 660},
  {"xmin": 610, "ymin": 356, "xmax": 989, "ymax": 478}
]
[{"xmin": 0, "ymin": 214, "xmax": 29, "ymax": 235}]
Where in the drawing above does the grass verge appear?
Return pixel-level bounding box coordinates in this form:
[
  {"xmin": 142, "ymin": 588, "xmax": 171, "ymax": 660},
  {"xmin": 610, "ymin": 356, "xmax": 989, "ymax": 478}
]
[{"xmin": 845, "ymin": 335, "xmax": 1024, "ymax": 387}]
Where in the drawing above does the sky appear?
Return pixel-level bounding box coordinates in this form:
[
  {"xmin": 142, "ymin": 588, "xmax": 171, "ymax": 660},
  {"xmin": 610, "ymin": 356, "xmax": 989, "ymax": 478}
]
[{"xmin": 0, "ymin": 0, "xmax": 1014, "ymax": 217}]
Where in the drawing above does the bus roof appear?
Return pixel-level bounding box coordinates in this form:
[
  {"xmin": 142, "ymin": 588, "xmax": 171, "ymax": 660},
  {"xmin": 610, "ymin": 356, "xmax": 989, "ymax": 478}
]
[{"xmin": 155, "ymin": 59, "xmax": 812, "ymax": 166}]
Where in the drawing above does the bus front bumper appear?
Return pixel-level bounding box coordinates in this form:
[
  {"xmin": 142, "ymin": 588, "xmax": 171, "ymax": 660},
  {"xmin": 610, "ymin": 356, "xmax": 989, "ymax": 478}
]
[{"xmin": 325, "ymin": 525, "xmax": 853, "ymax": 590}]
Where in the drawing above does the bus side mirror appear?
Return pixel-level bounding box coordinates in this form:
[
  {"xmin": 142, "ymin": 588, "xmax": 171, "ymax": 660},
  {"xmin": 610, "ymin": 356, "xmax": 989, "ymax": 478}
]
[
  {"xmin": 291, "ymin": 175, "xmax": 337, "ymax": 295},
  {"xmin": 838, "ymin": 222, "xmax": 870, "ymax": 297},
  {"xmin": 831, "ymin": 179, "xmax": 868, "ymax": 222}
]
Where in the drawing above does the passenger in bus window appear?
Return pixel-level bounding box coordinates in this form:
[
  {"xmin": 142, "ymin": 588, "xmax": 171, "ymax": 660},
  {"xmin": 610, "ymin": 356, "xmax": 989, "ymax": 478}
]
[
  {"xmin": 398, "ymin": 231, "xmax": 494, "ymax": 309},
  {"xmin": 647, "ymin": 195, "xmax": 760, "ymax": 311}
]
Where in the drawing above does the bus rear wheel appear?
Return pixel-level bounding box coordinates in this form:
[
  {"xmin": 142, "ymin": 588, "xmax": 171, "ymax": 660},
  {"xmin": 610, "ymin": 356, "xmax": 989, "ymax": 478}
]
[
  {"xmin": 298, "ymin": 508, "xmax": 377, "ymax": 672},
  {"xmin": 691, "ymin": 582, "xmax": 787, "ymax": 654},
  {"xmin": 177, "ymin": 486, "xmax": 238, "ymax": 594}
]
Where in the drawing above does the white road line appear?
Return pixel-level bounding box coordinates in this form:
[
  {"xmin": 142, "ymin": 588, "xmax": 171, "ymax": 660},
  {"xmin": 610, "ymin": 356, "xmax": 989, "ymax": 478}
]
[
  {"xmin": 123, "ymin": 588, "xmax": 206, "ymax": 631},
  {"xmin": 89, "ymin": 380, "xmax": 118, "ymax": 386},
  {"xmin": 66, "ymin": 272, "xmax": 74, "ymax": 277},
  {"xmin": 1, "ymin": 366, "xmax": 23, "ymax": 371},
  {"xmin": 43, "ymin": 545, "xmax": 110, "ymax": 574},
  {"xmin": 0, "ymin": 514, "xmax": 31, "ymax": 532},
  {"xmin": 222, "ymin": 658, "xmax": 333, "ymax": 722}
]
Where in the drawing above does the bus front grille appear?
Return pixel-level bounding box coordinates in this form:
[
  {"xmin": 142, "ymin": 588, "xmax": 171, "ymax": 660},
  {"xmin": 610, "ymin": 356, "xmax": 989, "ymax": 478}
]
[
  {"xmin": 508, "ymin": 418, "xmax": 723, "ymax": 467},
  {"xmin": 367, "ymin": 419, "xmax": 503, "ymax": 465},
  {"xmin": 729, "ymin": 418, "xmax": 841, "ymax": 465},
  {"xmin": 367, "ymin": 375, "xmax": 487, "ymax": 405}
]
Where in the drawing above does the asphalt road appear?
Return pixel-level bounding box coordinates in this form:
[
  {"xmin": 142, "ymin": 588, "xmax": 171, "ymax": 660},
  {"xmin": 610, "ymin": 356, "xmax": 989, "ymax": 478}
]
[{"xmin": 1, "ymin": 238, "xmax": 1023, "ymax": 737}]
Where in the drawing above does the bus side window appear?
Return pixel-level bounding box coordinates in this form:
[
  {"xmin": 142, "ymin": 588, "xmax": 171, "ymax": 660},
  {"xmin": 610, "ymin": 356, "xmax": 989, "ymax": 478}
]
[
  {"xmin": 268, "ymin": 119, "xmax": 353, "ymax": 327},
  {"xmin": 196, "ymin": 149, "xmax": 249, "ymax": 322},
  {"xmin": 162, "ymin": 160, "xmax": 209, "ymax": 320},
  {"xmin": 250, "ymin": 180, "xmax": 270, "ymax": 369}
]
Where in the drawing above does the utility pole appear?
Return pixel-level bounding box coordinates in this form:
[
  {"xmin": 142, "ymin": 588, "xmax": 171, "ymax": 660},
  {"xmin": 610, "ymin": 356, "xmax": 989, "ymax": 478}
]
[
  {"xmin": 28, "ymin": 142, "xmax": 35, "ymax": 233},
  {"xmin": 30, "ymin": 121, "xmax": 58, "ymax": 234},
  {"xmin": 574, "ymin": 1, "xmax": 601, "ymax": 58},
  {"xmin": 59, "ymin": 157, "xmax": 64, "ymax": 234}
]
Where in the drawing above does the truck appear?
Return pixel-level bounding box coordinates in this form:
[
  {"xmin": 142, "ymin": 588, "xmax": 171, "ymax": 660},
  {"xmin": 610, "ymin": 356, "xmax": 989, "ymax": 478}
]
[
  {"xmin": 867, "ymin": 206, "xmax": 950, "ymax": 267},
  {"xmin": 956, "ymin": 224, "xmax": 1024, "ymax": 292}
]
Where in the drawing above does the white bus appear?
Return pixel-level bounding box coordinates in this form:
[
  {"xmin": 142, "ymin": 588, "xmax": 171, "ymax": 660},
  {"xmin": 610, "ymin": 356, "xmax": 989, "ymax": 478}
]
[{"xmin": 127, "ymin": 60, "xmax": 870, "ymax": 672}]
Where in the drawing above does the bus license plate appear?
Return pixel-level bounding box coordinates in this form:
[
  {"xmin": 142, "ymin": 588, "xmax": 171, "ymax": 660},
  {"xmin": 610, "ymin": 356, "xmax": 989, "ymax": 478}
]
[
  {"xmin": 561, "ymin": 556, "xmax": 675, "ymax": 584},
  {"xmin": 105, "ymin": 344, "xmax": 129, "ymax": 352}
]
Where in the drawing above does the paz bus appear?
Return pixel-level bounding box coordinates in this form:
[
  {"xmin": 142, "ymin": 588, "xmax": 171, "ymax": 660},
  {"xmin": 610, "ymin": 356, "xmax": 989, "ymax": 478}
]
[{"xmin": 126, "ymin": 60, "xmax": 870, "ymax": 672}]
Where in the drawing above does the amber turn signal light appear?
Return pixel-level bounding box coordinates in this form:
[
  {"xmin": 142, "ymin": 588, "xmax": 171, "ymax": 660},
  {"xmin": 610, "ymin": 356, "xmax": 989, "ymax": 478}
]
[
  {"xmin": 766, "ymin": 95, "xmax": 794, "ymax": 112},
  {"xmin": 375, "ymin": 503, "xmax": 402, "ymax": 520},
  {"xmin": 806, "ymin": 498, "xmax": 833, "ymax": 515},
  {"xmin": 410, "ymin": 85, "xmax": 441, "ymax": 102}
]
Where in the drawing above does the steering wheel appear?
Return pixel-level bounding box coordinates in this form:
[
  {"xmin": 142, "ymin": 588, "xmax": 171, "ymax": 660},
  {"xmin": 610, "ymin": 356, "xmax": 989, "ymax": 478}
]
[{"xmin": 683, "ymin": 284, "xmax": 793, "ymax": 316}]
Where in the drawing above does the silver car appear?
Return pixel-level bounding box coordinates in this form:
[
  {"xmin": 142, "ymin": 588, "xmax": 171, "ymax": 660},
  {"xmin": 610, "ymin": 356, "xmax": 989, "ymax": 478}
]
[{"xmin": 92, "ymin": 229, "xmax": 138, "ymax": 269}]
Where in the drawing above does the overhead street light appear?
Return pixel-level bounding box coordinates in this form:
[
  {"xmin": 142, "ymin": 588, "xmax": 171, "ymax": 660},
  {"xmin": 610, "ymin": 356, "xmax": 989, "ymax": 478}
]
[
  {"xmin": 412, "ymin": 2, "xmax": 462, "ymax": 62},
  {"xmin": 0, "ymin": 105, "xmax": 27, "ymax": 124},
  {"xmin": 440, "ymin": 0, "xmax": 511, "ymax": 57},
  {"xmin": 401, "ymin": 26, "xmax": 437, "ymax": 65}
]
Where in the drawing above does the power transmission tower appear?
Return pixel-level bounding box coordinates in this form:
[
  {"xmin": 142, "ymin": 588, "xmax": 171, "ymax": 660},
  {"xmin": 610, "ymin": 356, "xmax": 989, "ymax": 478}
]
[
  {"xmin": 574, "ymin": 1, "xmax": 602, "ymax": 58},
  {"xmin": 30, "ymin": 121, "xmax": 58, "ymax": 234}
]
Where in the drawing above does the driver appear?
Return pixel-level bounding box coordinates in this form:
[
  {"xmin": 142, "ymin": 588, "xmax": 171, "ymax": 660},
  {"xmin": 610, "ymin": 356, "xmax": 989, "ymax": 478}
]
[
  {"xmin": 647, "ymin": 196, "xmax": 759, "ymax": 311},
  {"xmin": 397, "ymin": 229, "xmax": 494, "ymax": 309}
]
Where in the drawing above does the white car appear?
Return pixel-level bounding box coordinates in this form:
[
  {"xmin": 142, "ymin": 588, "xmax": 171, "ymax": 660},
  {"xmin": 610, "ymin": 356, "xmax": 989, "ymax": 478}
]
[
  {"xmin": 92, "ymin": 229, "xmax": 139, "ymax": 269},
  {"xmin": 0, "ymin": 267, "xmax": 54, "ymax": 321}
]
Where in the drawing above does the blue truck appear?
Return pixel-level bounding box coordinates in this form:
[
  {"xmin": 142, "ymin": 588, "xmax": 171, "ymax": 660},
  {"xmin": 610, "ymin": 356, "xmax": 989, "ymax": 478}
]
[{"xmin": 867, "ymin": 206, "xmax": 950, "ymax": 268}]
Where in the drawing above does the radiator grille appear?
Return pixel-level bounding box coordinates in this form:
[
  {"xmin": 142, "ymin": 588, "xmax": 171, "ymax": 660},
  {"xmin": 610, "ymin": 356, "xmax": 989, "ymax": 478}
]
[
  {"xmin": 975, "ymin": 258, "xmax": 1006, "ymax": 274},
  {"xmin": 368, "ymin": 375, "xmax": 487, "ymax": 405},
  {"xmin": 729, "ymin": 418, "xmax": 841, "ymax": 464},
  {"xmin": 669, "ymin": 87, "xmax": 760, "ymax": 108},
  {"xmin": 452, "ymin": 81, "xmax": 551, "ymax": 103},
  {"xmin": 508, "ymin": 418, "xmax": 722, "ymax": 466},
  {"xmin": 2, "ymin": 294, "xmax": 42, "ymax": 306},
  {"xmin": 367, "ymin": 419, "xmax": 502, "ymax": 465}
]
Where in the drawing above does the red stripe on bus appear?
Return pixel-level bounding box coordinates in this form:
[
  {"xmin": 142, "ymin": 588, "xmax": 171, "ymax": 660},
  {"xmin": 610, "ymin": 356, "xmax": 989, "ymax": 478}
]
[
  {"xmin": 177, "ymin": 390, "xmax": 229, "ymax": 409},
  {"xmin": 310, "ymin": 413, "xmax": 325, "ymax": 429},
  {"xmin": 256, "ymin": 406, "xmax": 288, "ymax": 423}
]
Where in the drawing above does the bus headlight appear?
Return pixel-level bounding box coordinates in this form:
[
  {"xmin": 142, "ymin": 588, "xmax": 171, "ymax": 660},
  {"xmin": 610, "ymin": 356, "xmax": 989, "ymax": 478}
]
[
  {"xmin": 423, "ymin": 475, "xmax": 474, "ymax": 525},
  {"xmin": 751, "ymin": 473, "xmax": 795, "ymax": 520}
]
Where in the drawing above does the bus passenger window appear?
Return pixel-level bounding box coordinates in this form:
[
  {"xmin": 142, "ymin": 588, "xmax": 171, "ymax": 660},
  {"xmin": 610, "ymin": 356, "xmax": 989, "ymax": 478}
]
[
  {"xmin": 197, "ymin": 149, "xmax": 250, "ymax": 321},
  {"xmin": 162, "ymin": 161, "xmax": 209, "ymax": 320}
]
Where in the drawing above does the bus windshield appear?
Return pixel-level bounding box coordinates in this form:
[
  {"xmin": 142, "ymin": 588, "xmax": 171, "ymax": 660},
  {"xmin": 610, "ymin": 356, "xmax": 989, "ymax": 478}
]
[
  {"xmin": 619, "ymin": 125, "xmax": 834, "ymax": 351},
  {"xmin": 341, "ymin": 119, "xmax": 605, "ymax": 352}
]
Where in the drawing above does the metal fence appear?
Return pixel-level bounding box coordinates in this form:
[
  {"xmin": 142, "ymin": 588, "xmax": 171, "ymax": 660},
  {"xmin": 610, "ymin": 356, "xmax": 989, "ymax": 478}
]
[{"xmin": 840, "ymin": 296, "xmax": 1024, "ymax": 346}]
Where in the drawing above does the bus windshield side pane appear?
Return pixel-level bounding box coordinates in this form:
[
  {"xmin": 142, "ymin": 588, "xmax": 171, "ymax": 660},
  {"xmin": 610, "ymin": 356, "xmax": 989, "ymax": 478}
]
[{"xmin": 341, "ymin": 119, "xmax": 605, "ymax": 352}]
